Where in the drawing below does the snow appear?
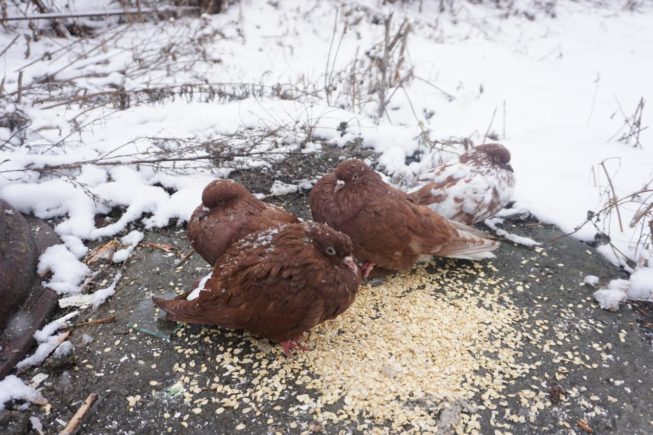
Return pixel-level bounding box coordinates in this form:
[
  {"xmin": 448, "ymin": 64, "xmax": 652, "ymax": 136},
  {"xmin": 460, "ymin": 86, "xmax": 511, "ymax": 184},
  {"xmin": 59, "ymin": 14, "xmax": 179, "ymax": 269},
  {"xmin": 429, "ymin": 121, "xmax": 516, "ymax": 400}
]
[
  {"xmin": 627, "ymin": 266, "xmax": 653, "ymax": 301},
  {"xmin": 0, "ymin": 376, "xmax": 47, "ymax": 411},
  {"xmin": 269, "ymin": 180, "xmax": 299, "ymax": 196},
  {"xmin": 52, "ymin": 341, "xmax": 74, "ymax": 359},
  {"xmin": 59, "ymin": 271, "xmax": 123, "ymax": 309},
  {"xmin": 484, "ymin": 218, "xmax": 540, "ymax": 247},
  {"xmin": 593, "ymin": 279, "xmax": 630, "ymax": 311},
  {"xmin": 113, "ymin": 231, "xmax": 144, "ymax": 263},
  {"xmin": 30, "ymin": 416, "xmax": 44, "ymax": 435},
  {"xmin": 593, "ymin": 288, "xmax": 627, "ymax": 312},
  {"xmin": 583, "ymin": 275, "xmax": 600, "ymax": 287},
  {"xmin": 37, "ymin": 245, "xmax": 90, "ymax": 295},
  {"xmin": 17, "ymin": 311, "xmax": 79, "ymax": 370}
]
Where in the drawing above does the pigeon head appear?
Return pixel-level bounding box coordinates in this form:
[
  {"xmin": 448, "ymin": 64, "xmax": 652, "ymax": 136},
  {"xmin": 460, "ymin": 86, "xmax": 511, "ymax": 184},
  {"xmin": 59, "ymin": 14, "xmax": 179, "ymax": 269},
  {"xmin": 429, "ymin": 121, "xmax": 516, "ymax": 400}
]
[
  {"xmin": 474, "ymin": 143, "xmax": 513, "ymax": 172},
  {"xmin": 307, "ymin": 223, "xmax": 359, "ymax": 275},
  {"xmin": 201, "ymin": 179, "xmax": 251, "ymax": 210},
  {"xmin": 333, "ymin": 159, "xmax": 378, "ymax": 193}
]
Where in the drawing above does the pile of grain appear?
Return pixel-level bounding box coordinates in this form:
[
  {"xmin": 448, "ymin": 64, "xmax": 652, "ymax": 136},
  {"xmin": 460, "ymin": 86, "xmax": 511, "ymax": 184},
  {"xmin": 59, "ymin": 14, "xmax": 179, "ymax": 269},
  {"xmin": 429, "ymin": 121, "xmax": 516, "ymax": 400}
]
[{"xmin": 167, "ymin": 262, "xmax": 539, "ymax": 432}]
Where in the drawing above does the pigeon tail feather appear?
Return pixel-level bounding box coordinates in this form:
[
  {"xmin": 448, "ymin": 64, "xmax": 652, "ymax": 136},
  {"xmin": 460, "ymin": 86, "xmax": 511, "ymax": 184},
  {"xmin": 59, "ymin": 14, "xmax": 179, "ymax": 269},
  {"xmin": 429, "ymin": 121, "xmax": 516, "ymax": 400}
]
[
  {"xmin": 152, "ymin": 296, "xmax": 211, "ymax": 325},
  {"xmin": 433, "ymin": 227, "xmax": 500, "ymax": 260}
]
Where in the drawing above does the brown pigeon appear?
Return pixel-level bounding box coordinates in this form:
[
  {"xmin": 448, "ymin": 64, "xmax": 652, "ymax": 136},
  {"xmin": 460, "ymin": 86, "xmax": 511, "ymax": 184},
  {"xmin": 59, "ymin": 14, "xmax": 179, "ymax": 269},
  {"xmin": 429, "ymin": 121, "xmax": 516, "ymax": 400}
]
[
  {"xmin": 187, "ymin": 179, "xmax": 299, "ymax": 265},
  {"xmin": 408, "ymin": 143, "xmax": 515, "ymax": 225},
  {"xmin": 310, "ymin": 159, "xmax": 499, "ymax": 275},
  {"xmin": 153, "ymin": 222, "xmax": 360, "ymax": 355}
]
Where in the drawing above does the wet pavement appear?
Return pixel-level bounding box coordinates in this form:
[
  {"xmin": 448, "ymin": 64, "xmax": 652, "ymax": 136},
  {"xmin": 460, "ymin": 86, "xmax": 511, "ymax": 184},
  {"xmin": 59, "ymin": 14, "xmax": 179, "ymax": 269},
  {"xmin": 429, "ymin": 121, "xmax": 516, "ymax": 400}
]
[{"xmin": 1, "ymin": 158, "xmax": 652, "ymax": 434}]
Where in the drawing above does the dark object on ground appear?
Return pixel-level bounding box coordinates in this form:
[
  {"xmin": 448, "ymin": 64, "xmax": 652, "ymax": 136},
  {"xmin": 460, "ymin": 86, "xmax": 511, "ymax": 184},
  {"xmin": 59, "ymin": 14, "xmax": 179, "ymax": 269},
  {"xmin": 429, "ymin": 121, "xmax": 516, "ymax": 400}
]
[
  {"xmin": 0, "ymin": 200, "xmax": 60, "ymax": 378},
  {"xmin": 548, "ymin": 384, "xmax": 566, "ymax": 405},
  {"xmin": 155, "ymin": 222, "xmax": 360, "ymax": 354}
]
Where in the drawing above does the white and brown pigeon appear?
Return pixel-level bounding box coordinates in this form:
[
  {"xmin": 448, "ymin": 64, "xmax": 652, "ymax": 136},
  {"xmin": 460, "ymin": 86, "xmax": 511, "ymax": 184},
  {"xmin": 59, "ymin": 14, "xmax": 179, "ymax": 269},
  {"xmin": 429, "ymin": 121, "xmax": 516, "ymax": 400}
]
[{"xmin": 408, "ymin": 143, "xmax": 515, "ymax": 225}]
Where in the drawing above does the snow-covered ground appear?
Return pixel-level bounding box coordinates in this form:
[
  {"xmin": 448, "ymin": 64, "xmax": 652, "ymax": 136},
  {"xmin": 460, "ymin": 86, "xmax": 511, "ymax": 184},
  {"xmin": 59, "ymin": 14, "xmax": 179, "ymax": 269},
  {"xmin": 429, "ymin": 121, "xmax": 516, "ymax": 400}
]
[{"xmin": 1, "ymin": 0, "xmax": 652, "ymax": 401}]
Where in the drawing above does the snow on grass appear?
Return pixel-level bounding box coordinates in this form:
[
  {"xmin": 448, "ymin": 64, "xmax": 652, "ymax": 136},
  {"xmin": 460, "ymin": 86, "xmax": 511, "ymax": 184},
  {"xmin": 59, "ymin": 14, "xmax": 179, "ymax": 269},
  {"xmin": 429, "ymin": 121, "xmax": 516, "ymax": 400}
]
[
  {"xmin": 0, "ymin": 376, "xmax": 47, "ymax": 411},
  {"xmin": 0, "ymin": 1, "xmax": 652, "ymax": 309},
  {"xmin": 17, "ymin": 312, "xmax": 79, "ymax": 371}
]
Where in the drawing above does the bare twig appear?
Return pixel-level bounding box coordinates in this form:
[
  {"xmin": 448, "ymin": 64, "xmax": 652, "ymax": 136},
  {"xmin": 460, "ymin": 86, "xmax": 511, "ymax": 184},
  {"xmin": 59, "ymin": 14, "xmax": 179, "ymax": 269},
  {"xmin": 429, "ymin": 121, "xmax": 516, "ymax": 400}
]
[
  {"xmin": 414, "ymin": 75, "xmax": 455, "ymax": 101},
  {"xmin": 545, "ymin": 188, "xmax": 653, "ymax": 245},
  {"xmin": 482, "ymin": 107, "xmax": 498, "ymax": 144},
  {"xmin": 600, "ymin": 160, "xmax": 624, "ymax": 232},
  {"xmin": 609, "ymin": 96, "xmax": 647, "ymax": 148},
  {"xmin": 0, "ymin": 34, "xmax": 20, "ymax": 58},
  {"xmin": 324, "ymin": 8, "xmax": 339, "ymax": 106},
  {"xmin": 502, "ymin": 100, "xmax": 507, "ymax": 139},
  {"xmin": 175, "ymin": 249, "xmax": 194, "ymax": 267},
  {"xmin": 59, "ymin": 393, "xmax": 98, "ymax": 435},
  {"xmin": 30, "ymin": 0, "xmax": 70, "ymax": 38},
  {"xmin": 4, "ymin": 6, "xmax": 199, "ymax": 21},
  {"xmin": 15, "ymin": 71, "xmax": 23, "ymax": 104}
]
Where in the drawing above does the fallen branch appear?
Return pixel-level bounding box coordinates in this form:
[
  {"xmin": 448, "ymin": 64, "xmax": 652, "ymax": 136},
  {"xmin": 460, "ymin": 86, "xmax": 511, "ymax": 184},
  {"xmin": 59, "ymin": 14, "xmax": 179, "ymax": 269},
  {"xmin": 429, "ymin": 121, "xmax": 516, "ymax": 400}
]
[
  {"xmin": 142, "ymin": 241, "xmax": 176, "ymax": 253},
  {"xmin": 3, "ymin": 7, "xmax": 200, "ymax": 22},
  {"xmin": 0, "ymin": 34, "xmax": 20, "ymax": 58},
  {"xmin": 175, "ymin": 249, "xmax": 194, "ymax": 268},
  {"xmin": 58, "ymin": 393, "xmax": 98, "ymax": 435},
  {"xmin": 0, "ymin": 150, "xmax": 303, "ymax": 175}
]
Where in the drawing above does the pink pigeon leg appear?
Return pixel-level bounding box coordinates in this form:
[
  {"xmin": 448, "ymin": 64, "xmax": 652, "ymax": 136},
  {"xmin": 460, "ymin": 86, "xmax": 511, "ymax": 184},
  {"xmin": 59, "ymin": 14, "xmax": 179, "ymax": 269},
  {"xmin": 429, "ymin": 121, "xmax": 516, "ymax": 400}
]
[
  {"xmin": 361, "ymin": 261, "xmax": 376, "ymax": 279},
  {"xmin": 279, "ymin": 339, "xmax": 308, "ymax": 356}
]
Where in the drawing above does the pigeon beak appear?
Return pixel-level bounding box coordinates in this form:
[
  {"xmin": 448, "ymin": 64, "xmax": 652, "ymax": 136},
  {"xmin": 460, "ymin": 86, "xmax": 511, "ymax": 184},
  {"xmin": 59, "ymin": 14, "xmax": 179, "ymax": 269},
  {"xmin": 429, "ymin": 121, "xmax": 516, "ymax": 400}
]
[
  {"xmin": 343, "ymin": 256, "xmax": 359, "ymax": 275},
  {"xmin": 506, "ymin": 164, "xmax": 514, "ymax": 173},
  {"xmin": 334, "ymin": 179, "xmax": 345, "ymax": 193}
]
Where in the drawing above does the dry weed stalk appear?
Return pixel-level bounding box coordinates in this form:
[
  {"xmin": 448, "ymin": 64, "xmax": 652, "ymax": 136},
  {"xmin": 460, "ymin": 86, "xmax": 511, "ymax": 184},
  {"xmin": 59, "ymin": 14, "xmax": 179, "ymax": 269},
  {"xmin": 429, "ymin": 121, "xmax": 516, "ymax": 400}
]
[
  {"xmin": 1, "ymin": 124, "xmax": 318, "ymax": 178},
  {"xmin": 609, "ymin": 97, "xmax": 647, "ymax": 148},
  {"xmin": 374, "ymin": 13, "xmax": 413, "ymax": 120},
  {"xmin": 549, "ymin": 158, "xmax": 652, "ymax": 266},
  {"xmin": 327, "ymin": 11, "xmax": 413, "ymax": 122}
]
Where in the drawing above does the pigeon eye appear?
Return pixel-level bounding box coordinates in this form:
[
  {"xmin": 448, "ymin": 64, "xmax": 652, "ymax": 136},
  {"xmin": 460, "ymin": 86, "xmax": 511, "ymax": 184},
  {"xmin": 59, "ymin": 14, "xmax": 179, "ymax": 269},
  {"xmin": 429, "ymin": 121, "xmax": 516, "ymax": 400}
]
[
  {"xmin": 352, "ymin": 174, "xmax": 359, "ymax": 181},
  {"xmin": 218, "ymin": 199, "xmax": 225, "ymax": 205},
  {"xmin": 325, "ymin": 246, "xmax": 336, "ymax": 256}
]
